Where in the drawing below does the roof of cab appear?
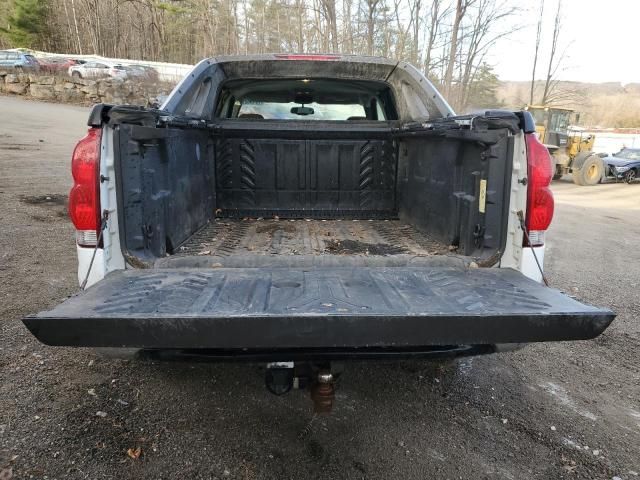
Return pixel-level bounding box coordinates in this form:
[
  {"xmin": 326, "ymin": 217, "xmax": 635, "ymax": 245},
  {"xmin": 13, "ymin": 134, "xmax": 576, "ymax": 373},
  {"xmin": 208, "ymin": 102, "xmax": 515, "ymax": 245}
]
[{"xmin": 205, "ymin": 54, "xmax": 399, "ymax": 81}]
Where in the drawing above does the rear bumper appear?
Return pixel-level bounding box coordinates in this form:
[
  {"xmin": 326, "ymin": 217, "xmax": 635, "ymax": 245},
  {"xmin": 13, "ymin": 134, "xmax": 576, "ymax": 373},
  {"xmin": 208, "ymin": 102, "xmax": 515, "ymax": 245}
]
[
  {"xmin": 106, "ymin": 344, "xmax": 497, "ymax": 362},
  {"xmin": 23, "ymin": 267, "xmax": 615, "ymax": 353},
  {"xmin": 520, "ymin": 245, "xmax": 545, "ymax": 283},
  {"xmin": 76, "ymin": 244, "xmax": 105, "ymax": 288}
]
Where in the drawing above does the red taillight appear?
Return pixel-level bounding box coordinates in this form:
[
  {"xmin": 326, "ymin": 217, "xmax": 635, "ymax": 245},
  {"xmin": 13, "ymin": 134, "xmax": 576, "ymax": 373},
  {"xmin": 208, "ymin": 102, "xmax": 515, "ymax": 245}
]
[
  {"xmin": 69, "ymin": 127, "xmax": 101, "ymax": 246},
  {"xmin": 273, "ymin": 54, "xmax": 341, "ymax": 61},
  {"xmin": 524, "ymin": 133, "xmax": 554, "ymax": 247}
]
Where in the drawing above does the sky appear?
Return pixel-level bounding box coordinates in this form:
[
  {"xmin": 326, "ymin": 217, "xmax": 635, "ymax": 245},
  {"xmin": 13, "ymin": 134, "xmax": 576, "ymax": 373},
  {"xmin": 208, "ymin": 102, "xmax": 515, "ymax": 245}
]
[{"xmin": 488, "ymin": 0, "xmax": 639, "ymax": 84}]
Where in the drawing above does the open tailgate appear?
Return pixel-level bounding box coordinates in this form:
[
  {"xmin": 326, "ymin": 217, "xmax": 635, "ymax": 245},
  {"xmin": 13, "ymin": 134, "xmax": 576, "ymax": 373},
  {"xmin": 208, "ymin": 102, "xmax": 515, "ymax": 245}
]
[{"xmin": 23, "ymin": 267, "xmax": 614, "ymax": 350}]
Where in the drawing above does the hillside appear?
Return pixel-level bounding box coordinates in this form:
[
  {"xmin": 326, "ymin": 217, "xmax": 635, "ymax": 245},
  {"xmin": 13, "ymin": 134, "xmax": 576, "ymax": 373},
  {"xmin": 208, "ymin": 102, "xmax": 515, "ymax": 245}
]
[{"xmin": 496, "ymin": 81, "xmax": 640, "ymax": 128}]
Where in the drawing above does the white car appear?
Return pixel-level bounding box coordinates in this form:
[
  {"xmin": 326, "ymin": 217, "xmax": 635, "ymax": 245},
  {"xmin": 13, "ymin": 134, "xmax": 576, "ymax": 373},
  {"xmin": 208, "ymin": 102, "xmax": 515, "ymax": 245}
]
[{"xmin": 68, "ymin": 61, "xmax": 128, "ymax": 80}]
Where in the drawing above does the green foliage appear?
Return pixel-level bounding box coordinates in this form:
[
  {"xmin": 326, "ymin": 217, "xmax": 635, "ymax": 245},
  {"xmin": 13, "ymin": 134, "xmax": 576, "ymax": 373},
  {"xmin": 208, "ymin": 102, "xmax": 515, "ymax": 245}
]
[
  {"xmin": 465, "ymin": 63, "xmax": 503, "ymax": 110},
  {"xmin": 0, "ymin": 0, "xmax": 48, "ymax": 47}
]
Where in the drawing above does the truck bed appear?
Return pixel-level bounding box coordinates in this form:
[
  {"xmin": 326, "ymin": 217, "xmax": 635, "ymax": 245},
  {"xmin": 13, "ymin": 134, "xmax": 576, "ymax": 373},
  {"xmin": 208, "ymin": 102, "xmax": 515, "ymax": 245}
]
[
  {"xmin": 155, "ymin": 219, "xmax": 456, "ymax": 268},
  {"xmin": 114, "ymin": 116, "xmax": 514, "ymax": 265}
]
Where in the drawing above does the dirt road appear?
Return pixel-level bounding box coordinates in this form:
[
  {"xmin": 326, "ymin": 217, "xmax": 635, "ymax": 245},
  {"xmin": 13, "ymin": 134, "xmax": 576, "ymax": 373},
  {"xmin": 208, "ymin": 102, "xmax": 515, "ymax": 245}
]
[{"xmin": 0, "ymin": 95, "xmax": 638, "ymax": 479}]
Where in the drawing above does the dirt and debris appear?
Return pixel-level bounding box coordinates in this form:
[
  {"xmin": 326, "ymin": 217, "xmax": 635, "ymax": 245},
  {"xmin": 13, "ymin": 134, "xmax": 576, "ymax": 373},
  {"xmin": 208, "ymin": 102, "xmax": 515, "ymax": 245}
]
[
  {"xmin": 19, "ymin": 193, "xmax": 67, "ymax": 206},
  {"xmin": 18, "ymin": 193, "xmax": 68, "ymax": 222},
  {"xmin": 324, "ymin": 238, "xmax": 407, "ymax": 255},
  {"xmin": 0, "ymin": 142, "xmax": 41, "ymax": 151},
  {"xmin": 176, "ymin": 218, "xmax": 447, "ymax": 257},
  {"xmin": 255, "ymin": 221, "xmax": 297, "ymax": 234},
  {"xmin": 127, "ymin": 447, "xmax": 142, "ymax": 460},
  {"xmin": 0, "ymin": 96, "xmax": 638, "ymax": 480}
]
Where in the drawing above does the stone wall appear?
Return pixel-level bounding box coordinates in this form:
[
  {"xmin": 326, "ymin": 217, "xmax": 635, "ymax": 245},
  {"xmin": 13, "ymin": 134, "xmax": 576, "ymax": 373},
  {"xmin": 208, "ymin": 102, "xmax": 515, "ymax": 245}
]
[{"xmin": 0, "ymin": 71, "xmax": 173, "ymax": 107}]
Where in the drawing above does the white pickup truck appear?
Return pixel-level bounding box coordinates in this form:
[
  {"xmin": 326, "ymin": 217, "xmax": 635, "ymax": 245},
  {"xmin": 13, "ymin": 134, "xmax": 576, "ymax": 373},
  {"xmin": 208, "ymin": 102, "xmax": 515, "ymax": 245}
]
[{"xmin": 24, "ymin": 55, "xmax": 613, "ymax": 406}]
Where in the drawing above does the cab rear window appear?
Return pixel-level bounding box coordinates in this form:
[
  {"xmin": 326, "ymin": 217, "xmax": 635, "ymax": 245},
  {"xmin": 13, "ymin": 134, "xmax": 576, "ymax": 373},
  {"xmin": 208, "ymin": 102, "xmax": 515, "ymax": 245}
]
[
  {"xmin": 216, "ymin": 78, "xmax": 397, "ymax": 121},
  {"xmin": 237, "ymin": 100, "xmax": 368, "ymax": 120}
]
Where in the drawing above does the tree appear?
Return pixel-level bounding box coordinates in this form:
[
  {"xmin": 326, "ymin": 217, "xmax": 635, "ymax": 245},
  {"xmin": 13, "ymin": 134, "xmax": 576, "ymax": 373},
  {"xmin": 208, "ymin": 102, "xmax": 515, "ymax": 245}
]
[
  {"xmin": 529, "ymin": 0, "xmax": 544, "ymax": 105},
  {"xmin": 409, "ymin": 0, "xmax": 421, "ymax": 64},
  {"xmin": 319, "ymin": 0, "xmax": 339, "ymax": 51},
  {"xmin": 422, "ymin": 0, "xmax": 449, "ymax": 80},
  {"xmin": 541, "ymin": 0, "xmax": 562, "ymax": 105},
  {"xmin": 0, "ymin": 0, "xmax": 13, "ymax": 48},
  {"xmin": 363, "ymin": 0, "xmax": 381, "ymax": 56},
  {"xmin": 465, "ymin": 63, "xmax": 502, "ymax": 109},
  {"xmin": 455, "ymin": 0, "xmax": 519, "ymax": 110},
  {"xmin": 0, "ymin": 0, "xmax": 522, "ymax": 112},
  {"xmin": 443, "ymin": 0, "xmax": 467, "ymax": 97},
  {"xmin": 1, "ymin": 0, "xmax": 49, "ymax": 48}
]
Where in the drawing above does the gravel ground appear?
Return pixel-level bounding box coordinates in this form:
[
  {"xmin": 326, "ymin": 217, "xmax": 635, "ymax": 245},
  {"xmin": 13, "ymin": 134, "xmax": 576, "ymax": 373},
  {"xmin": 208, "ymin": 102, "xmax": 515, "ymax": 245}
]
[{"xmin": 0, "ymin": 95, "xmax": 638, "ymax": 480}]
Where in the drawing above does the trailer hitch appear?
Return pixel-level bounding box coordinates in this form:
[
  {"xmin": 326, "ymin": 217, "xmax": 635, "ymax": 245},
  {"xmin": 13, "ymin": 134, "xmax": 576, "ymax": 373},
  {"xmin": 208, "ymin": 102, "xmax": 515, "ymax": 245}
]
[
  {"xmin": 265, "ymin": 362, "xmax": 337, "ymax": 414},
  {"xmin": 265, "ymin": 362, "xmax": 297, "ymax": 395},
  {"xmin": 310, "ymin": 370, "xmax": 335, "ymax": 414}
]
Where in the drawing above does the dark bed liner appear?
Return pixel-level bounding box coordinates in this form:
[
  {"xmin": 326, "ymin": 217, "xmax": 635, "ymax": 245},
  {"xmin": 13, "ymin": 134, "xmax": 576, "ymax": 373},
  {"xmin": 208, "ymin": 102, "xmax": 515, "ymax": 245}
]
[
  {"xmin": 178, "ymin": 218, "xmax": 449, "ymax": 256},
  {"xmin": 154, "ymin": 218, "xmax": 456, "ymax": 268}
]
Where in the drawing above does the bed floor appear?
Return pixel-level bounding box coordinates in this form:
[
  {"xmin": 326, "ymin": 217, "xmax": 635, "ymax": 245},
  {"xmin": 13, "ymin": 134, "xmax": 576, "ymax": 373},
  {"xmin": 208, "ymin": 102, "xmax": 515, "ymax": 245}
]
[{"xmin": 174, "ymin": 218, "xmax": 451, "ymax": 258}]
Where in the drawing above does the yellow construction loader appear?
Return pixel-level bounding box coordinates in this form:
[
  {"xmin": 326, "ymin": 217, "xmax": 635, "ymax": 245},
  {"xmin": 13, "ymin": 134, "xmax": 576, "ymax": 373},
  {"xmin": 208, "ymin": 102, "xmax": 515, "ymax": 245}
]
[{"xmin": 525, "ymin": 105, "xmax": 604, "ymax": 186}]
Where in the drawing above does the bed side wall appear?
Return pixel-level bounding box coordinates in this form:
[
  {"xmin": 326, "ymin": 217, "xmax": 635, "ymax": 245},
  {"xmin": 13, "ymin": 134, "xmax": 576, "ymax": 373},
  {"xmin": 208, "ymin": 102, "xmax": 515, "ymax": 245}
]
[
  {"xmin": 115, "ymin": 125, "xmax": 215, "ymax": 261},
  {"xmin": 397, "ymin": 131, "xmax": 513, "ymax": 259}
]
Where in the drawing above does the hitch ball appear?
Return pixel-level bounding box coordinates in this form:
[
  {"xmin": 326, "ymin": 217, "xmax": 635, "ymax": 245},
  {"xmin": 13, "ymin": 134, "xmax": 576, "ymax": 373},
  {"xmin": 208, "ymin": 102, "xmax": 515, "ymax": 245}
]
[{"xmin": 310, "ymin": 370, "xmax": 335, "ymax": 414}]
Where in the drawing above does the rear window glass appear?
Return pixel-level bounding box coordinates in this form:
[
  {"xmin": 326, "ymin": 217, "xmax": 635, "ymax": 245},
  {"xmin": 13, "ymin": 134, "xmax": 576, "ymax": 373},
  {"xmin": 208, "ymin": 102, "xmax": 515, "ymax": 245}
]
[
  {"xmin": 238, "ymin": 100, "xmax": 367, "ymax": 120},
  {"xmin": 217, "ymin": 79, "xmax": 397, "ymax": 121}
]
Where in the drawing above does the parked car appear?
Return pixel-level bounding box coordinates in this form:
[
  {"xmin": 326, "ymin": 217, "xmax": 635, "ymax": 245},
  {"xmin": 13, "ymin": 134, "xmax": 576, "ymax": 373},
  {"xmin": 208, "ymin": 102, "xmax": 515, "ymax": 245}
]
[
  {"xmin": 120, "ymin": 65, "xmax": 147, "ymax": 80},
  {"xmin": 125, "ymin": 64, "xmax": 159, "ymax": 82},
  {"xmin": 24, "ymin": 54, "xmax": 615, "ymax": 412},
  {"xmin": 37, "ymin": 56, "xmax": 79, "ymax": 74},
  {"xmin": 68, "ymin": 61, "xmax": 127, "ymax": 79},
  {"xmin": 0, "ymin": 50, "xmax": 40, "ymax": 71},
  {"xmin": 603, "ymin": 148, "xmax": 640, "ymax": 183}
]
